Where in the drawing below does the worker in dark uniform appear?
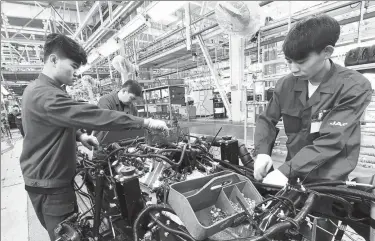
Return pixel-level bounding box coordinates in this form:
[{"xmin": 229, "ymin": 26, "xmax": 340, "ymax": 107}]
[
  {"xmin": 253, "ymin": 14, "xmax": 372, "ymax": 185},
  {"xmin": 253, "ymin": 14, "xmax": 372, "ymax": 241},
  {"xmin": 93, "ymin": 80, "xmax": 142, "ymax": 143},
  {"xmin": 12, "ymin": 105, "xmax": 24, "ymax": 137},
  {"xmin": 19, "ymin": 33, "xmax": 168, "ymax": 241}
]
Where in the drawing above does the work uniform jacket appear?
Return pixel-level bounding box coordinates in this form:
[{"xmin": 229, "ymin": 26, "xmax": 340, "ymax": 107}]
[
  {"xmin": 254, "ymin": 60, "xmax": 373, "ymax": 182},
  {"xmin": 20, "ymin": 74, "xmax": 144, "ymax": 188},
  {"xmin": 93, "ymin": 91, "xmax": 139, "ymax": 143}
]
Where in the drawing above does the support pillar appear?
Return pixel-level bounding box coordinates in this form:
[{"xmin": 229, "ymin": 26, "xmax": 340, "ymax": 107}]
[{"xmin": 229, "ymin": 35, "xmax": 245, "ymax": 122}]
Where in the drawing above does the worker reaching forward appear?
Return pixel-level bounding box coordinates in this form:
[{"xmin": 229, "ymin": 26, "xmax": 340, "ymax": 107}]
[
  {"xmin": 254, "ymin": 15, "xmax": 372, "ymax": 185},
  {"xmin": 19, "ymin": 33, "xmax": 168, "ymax": 241}
]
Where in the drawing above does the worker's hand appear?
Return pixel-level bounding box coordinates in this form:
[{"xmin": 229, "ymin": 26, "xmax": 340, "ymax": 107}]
[
  {"xmin": 78, "ymin": 133, "xmax": 100, "ymax": 150},
  {"xmin": 262, "ymin": 169, "xmax": 288, "ymax": 187},
  {"xmin": 254, "ymin": 154, "xmax": 273, "ymax": 181},
  {"xmin": 144, "ymin": 118, "xmax": 169, "ymax": 131}
]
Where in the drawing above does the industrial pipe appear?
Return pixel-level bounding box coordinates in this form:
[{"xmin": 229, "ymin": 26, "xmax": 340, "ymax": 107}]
[
  {"xmin": 139, "ymin": 10, "xmax": 216, "ymax": 52},
  {"xmin": 84, "ymin": 1, "xmax": 144, "ymax": 51}
]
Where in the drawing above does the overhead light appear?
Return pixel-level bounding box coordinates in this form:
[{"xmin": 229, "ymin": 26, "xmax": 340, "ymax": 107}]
[
  {"xmin": 147, "ymin": 1, "xmax": 186, "ymax": 22},
  {"xmin": 116, "ymin": 15, "xmax": 148, "ymax": 40},
  {"xmin": 98, "ymin": 38, "xmax": 121, "ymax": 57}
]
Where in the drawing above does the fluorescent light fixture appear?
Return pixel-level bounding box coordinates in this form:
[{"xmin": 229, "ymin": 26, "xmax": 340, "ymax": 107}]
[
  {"xmin": 117, "ymin": 15, "xmax": 148, "ymax": 40},
  {"xmin": 87, "ymin": 49, "xmax": 100, "ymax": 64},
  {"xmin": 147, "ymin": 1, "xmax": 186, "ymax": 22},
  {"xmin": 98, "ymin": 38, "xmax": 121, "ymax": 57}
]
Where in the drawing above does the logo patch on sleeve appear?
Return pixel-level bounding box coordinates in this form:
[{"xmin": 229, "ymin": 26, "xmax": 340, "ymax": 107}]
[{"xmin": 329, "ymin": 121, "xmax": 348, "ymax": 127}]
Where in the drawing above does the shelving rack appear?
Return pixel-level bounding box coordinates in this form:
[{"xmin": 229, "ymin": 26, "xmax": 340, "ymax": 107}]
[{"xmin": 137, "ymin": 84, "xmax": 186, "ymax": 121}]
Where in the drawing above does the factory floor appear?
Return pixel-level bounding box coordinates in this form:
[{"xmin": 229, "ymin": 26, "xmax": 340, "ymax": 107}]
[{"xmin": 1, "ymin": 119, "xmax": 373, "ymax": 241}]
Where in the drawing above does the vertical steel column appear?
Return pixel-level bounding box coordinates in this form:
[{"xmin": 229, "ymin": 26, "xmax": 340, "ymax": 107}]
[
  {"xmin": 197, "ymin": 34, "xmax": 232, "ymax": 119},
  {"xmin": 229, "ymin": 35, "xmax": 245, "ymax": 122},
  {"xmin": 108, "ymin": 56, "xmax": 113, "ymax": 79},
  {"xmin": 185, "ymin": 2, "xmax": 192, "ymax": 51},
  {"xmin": 108, "ymin": 1, "xmax": 113, "ymax": 21},
  {"xmin": 98, "ymin": 2, "xmax": 104, "ymax": 25},
  {"xmin": 75, "ymin": 1, "xmax": 84, "ymax": 40},
  {"xmin": 119, "ymin": 39, "xmax": 127, "ymax": 84},
  {"xmin": 357, "ymin": 1, "xmax": 366, "ymax": 43},
  {"xmin": 26, "ymin": 46, "xmax": 30, "ymax": 62}
]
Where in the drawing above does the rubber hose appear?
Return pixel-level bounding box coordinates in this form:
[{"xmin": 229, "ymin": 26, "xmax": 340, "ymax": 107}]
[
  {"xmin": 223, "ymin": 193, "xmax": 316, "ymax": 241},
  {"xmin": 238, "ymin": 142, "xmax": 254, "ymax": 167},
  {"xmin": 133, "ymin": 205, "xmax": 175, "ymax": 241},
  {"xmin": 305, "ymin": 181, "xmax": 346, "ymax": 187},
  {"xmin": 154, "ymin": 145, "xmax": 188, "ymax": 166},
  {"xmin": 309, "ymin": 186, "xmax": 375, "ymax": 202},
  {"xmin": 149, "ymin": 213, "xmax": 196, "ymax": 241},
  {"xmin": 210, "ymin": 157, "xmax": 245, "ymax": 174}
]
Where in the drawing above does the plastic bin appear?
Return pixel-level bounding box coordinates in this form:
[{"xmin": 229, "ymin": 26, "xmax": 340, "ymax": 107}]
[{"xmin": 168, "ymin": 171, "xmax": 262, "ymax": 240}]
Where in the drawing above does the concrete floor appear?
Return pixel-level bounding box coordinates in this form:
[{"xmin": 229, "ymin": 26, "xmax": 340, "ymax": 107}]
[{"xmin": 1, "ymin": 121, "xmax": 374, "ymax": 241}]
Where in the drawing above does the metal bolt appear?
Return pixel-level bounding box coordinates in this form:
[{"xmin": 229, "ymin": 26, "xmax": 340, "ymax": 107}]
[
  {"xmin": 164, "ymin": 232, "xmax": 169, "ymax": 237},
  {"xmin": 100, "ymin": 170, "xmax": 104, "ymax": 174},
  {"xmin": 166, "ymin": 220, "xmax": 171, "ymax": 225},
  {"xmin": 155, "ymin": 213, "xmax": 160, "ymax": 218}
]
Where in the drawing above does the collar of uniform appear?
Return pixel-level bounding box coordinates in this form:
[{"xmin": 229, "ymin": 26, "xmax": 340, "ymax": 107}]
[
  {"xmin": 317, "ymin": 59, "xmax": 336, "ymax": 94},
  {"xmin": 38, "ymin": 73, "xmax": 65, "ymax": 91},
  {"xmin": 113, "ymin": 91, "xmax": 121, "ymax": 107},
  {"xmin": 293, "ymin": 59, "xmax": 335, "ymax": 94}
]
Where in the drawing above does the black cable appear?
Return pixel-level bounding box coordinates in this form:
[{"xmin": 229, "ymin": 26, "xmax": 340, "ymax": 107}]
[
  {"xmin": 133, "ymin": 204, "xmax": 175, "ymax": 241},
  {"xmin": 254, "ymin": 196, "xmax": 296, "ymax": 216},
  {"xmin": 305, "ymin": 181, "xmax": 345, "ymax": 187},
  {"xmin": 73, "ymin": 170, "xmax": 87, "ymax": 191},
  {"xmin": 149, "ymin": 213, "xmax": 196, "ymax": 241},
  {"xmin": 309, "ymin": 186, "xmax": 375, "ymax": 202}
]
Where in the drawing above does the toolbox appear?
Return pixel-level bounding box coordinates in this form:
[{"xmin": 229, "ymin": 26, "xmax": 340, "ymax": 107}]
[{"xmin": 168, "ymin": 171, "xmax": 263, "ymax": 240}]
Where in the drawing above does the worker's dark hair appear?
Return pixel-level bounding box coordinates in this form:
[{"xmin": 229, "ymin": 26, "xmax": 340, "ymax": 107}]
[
  {"xmin": 121, "ymin": 80, "xmax": 142, "ymax": 97},
  {"xmin": 43, "ymin": 33, "xmax": 87, "ymax": 65},
  {"xmin": 282, "ymin": 14, "xmax": 340, "ymax": 60}
]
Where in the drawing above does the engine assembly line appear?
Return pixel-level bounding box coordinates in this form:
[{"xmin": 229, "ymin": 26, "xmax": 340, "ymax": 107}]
[{"xmin": 55, "ymin": 122, "xmax": 375, "ymax": 241}]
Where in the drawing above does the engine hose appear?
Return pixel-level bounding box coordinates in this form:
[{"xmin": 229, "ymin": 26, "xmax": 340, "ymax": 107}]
[
  {"xmin": 103, "ymin": 147, "xmax": 126, "ymax": 163},
  {"xmin": 224, "ymin": 193, "xmax": 317, "ymax": 241},
  {"xmin": 133, "ymin": 204, "xmax": 175, "ymax": 241},
  {"xmin": 238, "ymin": 142, "xmax": 254, "ymax": 168},
  {"xmin": 309, "ymin": 186, "xmax": 375, "ymax": 202},
  {"xmin": 149, "ymin": 213, "xmax": 196, "ymax": 241},
  {"xmin": 305, "ymin": 181, "xmax": 346, "ymax": 187},
  {"xmin": 73, "ymin": 170, "xmax": 87, "ymax": 191},
  {"xmin": 211, "ymin": 157, "xmax": 246, "ymax": 175},
  {"xmin": 156, "ymin": 144, "xmax": 188, "ymax": 166}
]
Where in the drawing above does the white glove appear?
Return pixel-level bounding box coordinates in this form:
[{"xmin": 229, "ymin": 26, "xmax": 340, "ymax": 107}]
[
  {"xmin": 144, "ymin": 118, "xmax": 168, "ymax": 131},
  {"xmin": 263, "ymin": 170, "xmax": 288, "ymax": 187},
  {"xmin": 254, "ymin": 154, "xmax": 273, "ymax": 181}
]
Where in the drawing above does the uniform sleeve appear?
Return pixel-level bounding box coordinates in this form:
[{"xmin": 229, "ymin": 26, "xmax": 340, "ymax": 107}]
[
  {"xmin": 43, "ymin": 91, "xmax": 145, "ymax": 131},
  {"xmin": 278, "ymin": 86, "xmax": 373, "ymax": 179},
  {"xmin": 97, "ymin": 97, "xmax": 112, "ymax": 110},
  {"xmin": 254, "ymin": 80, "xmax": 283, "ymax": 156}
]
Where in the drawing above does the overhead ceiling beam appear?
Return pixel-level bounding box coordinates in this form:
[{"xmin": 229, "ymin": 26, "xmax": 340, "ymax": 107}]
[
  {"xmin": 2, "ymin": 2, "xmax": 85, "ymax": 24},
  {"xmin": 2, "ymin": 38, "xmax": 44, "ymax": 45},
  {"xmin": 1, "ymin": 26, "xmax": 50, "ymax": 35},
  {"xmin": 73, "ymin": 1, "xmax": 100, "ymax": 39}
]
